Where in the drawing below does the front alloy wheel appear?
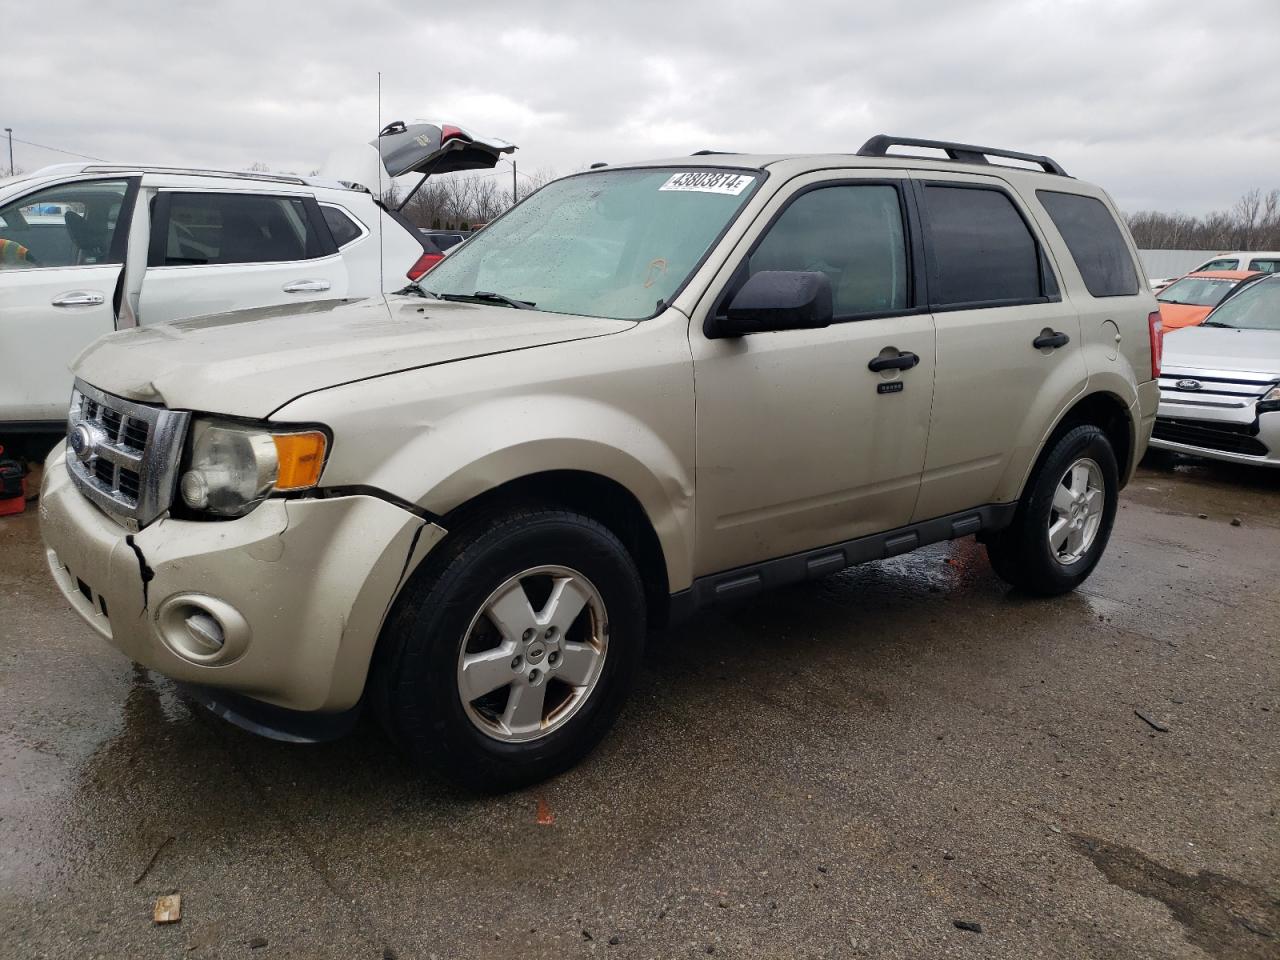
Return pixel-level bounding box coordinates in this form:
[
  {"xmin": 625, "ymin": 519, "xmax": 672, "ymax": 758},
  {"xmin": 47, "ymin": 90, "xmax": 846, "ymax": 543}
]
[
  {"xmin": 457, "ymin": 566, "xmax": 608, "ymax": 743},
  {"xmin": 372, "ymin": 507, "xmax": 645, "ymax": 791}
]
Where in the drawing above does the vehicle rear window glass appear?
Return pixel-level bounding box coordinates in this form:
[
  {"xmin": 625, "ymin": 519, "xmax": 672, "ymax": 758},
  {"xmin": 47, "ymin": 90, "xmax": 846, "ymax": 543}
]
[
  {"xmin": 749, "ymin": 184, "xmax": 909, "ymax": 317},
  {"xmin": 1197, "ymin": 258, "xmax": 1238, "ymax": 271},
  {"xmin": 1036, "ymin": 190, "xmax": 1139, "ymax": 298},
  {"xmin": 1156, "ymin": 276, "xmax": 1235, "ymax": 307},
  {"xmin": 162, "ymin": 193, "xmax": 325, "ymax": 266},
  {"xmin": 1248, "ymin": 258, "xmax": 1280, "ymax": 274},
  {"xmin": 0, "ymin": 179, "xmax": 130, "ymax": 269},
  {"xmin": 922, "ymin": 185, "xmax": 1042, "ymax": 306},
  {"xmin": 321, "ymin": 206, "xmax": 363, "ymax": 247}
]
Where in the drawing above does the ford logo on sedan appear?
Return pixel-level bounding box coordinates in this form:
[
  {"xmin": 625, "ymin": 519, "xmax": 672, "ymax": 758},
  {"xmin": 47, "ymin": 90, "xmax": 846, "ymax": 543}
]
[{"xmin": 1176, "ymin": 379, "xmax": 1203, "ymax": 391}]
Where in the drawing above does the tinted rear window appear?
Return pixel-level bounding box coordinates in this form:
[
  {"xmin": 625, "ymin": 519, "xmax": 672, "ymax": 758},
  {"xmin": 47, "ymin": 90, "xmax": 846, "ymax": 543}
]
[
  {"xmin": 163, "ymin": 193, "xmax": 326, "ymax": 266},
  {"xmin": 322, "ymin": 206, "xmax": 364, "ymax": 247},
  {"xmin": 922, "ymin": 185, "xmax": 1041, "ymax": 306},
  {"xmin": 1038, "ymin": 191, "xmax": 1138, "ymax": 297}
]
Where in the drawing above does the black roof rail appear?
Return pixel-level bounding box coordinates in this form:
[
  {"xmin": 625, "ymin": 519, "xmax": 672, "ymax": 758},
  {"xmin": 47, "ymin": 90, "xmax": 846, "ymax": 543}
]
[
  {"xmin": 856, "ymin": 135, "xmax": 1069, "ymax": 177},
  {"xmin": 690, "ymin": 149, "xmax": 735, "ymax": 156}
]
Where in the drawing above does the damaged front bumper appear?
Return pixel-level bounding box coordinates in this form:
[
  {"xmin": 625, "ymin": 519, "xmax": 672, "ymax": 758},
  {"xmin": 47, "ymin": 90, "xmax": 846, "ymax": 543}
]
[{"xmin": 39, "ymin": 449, "xmax": 445, "ymax": 718}]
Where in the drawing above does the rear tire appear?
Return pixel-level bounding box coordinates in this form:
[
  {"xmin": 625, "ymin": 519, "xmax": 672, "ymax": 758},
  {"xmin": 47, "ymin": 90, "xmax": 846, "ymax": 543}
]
[
  {"xmin": 370, "ymin": 506, "xmax": 645, "ymax": 792},
  {"xmin": 985, "ymin": 424, "xmax": 1119, "ymax": 596}
]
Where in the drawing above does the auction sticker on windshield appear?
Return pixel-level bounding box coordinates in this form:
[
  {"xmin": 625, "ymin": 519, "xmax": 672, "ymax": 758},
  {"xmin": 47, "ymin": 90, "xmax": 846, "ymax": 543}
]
[{"xmin": 659, "ymin": 171, "xmax": 756, "ymax": 195}]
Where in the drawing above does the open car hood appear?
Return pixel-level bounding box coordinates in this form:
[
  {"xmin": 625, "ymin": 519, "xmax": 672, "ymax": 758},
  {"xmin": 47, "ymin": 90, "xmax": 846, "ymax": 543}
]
[{"xmin": 320, "ymin": 121, "xmax": 515, "ymax": 193}]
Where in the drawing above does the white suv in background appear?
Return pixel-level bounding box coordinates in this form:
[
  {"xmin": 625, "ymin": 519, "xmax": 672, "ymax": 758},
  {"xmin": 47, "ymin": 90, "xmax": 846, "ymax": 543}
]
[{"xmin": 0, "ymin": 122, "xmax": 514, "ymax": 433}]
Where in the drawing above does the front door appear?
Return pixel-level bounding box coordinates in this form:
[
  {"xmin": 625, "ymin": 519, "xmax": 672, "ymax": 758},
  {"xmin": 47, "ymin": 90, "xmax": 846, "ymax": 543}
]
[
  {"xmin": 691, "ymin": 172, "xmax": 936, "ymax": 576},
  {"xmin": 0, "ymin": 177, "xmax": 138, "ymax": 426}
]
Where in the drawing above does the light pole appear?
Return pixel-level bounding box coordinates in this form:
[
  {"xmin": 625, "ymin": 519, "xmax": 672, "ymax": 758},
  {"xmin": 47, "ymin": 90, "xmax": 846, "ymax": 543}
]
[{"xmin": 4, "ymin": 129, "xmax": 12, "ymax": 177}]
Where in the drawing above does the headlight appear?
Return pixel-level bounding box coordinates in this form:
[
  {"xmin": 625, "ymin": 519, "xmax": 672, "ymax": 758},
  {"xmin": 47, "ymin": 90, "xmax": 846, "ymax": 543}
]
[
  {"xmin": 1259, "ymin": 385, "xmax": 1280, "ymax": 414},
  {"xmin": 179, "ymin": 419, "xmax": 328, "ymax": 517}
]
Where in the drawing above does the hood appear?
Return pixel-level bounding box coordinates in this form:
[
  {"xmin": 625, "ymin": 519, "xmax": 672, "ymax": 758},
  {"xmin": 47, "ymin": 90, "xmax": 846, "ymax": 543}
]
[
  {"xmin": 1157, "ymin": 302, "xmax": 1211, "ymax": 331},
  {"xmin": 72, "ymin": 297, "xmax": 633, "ymax": 419},
  {"xmin": 1162, "ymin": 325, "xmax": 1280, "ymax": 374}
]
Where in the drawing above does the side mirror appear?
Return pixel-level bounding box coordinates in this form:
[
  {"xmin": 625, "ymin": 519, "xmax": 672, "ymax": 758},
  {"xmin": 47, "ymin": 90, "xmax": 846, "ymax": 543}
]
[{"xmin": 709, "ymin": 270, "xmax": 834, "ymax": 338}]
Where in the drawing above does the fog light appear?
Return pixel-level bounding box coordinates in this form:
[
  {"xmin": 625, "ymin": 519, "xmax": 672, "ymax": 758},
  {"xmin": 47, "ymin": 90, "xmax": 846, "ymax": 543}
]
[
  {"xmin": 155, "ymin": 594, "xmax": 250, "ymax": 664},
  {"xmin": 184, "ymin": 611, "xmax": 225, "ymax": 653}
]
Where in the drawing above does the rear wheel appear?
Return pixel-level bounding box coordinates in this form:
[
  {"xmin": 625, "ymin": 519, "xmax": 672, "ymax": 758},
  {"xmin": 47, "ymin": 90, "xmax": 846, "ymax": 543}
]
[
  {"xmin": 371, "ymin": 507, "xmax": 645, "ymax": 791},
  {"xmin": 985, "ymin": 424, "xmax": 1119, "ymax": 596}
]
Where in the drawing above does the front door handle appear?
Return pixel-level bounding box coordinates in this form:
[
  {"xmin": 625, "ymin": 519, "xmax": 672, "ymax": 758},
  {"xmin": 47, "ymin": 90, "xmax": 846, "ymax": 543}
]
[
  {"xmin": 1033, "ymin": 330, "xmax": 1071, "ymax": 350},
  {"xmin": 51, "ymin": 291, "xmax": 106, "ymax": 308},
  {"xmin": 282, "ymin": 279, "xmax": 331, "ymax": 294},
  {"xmin": 867, "ymin": 351, "xmax": 920, "ymax": 373}
]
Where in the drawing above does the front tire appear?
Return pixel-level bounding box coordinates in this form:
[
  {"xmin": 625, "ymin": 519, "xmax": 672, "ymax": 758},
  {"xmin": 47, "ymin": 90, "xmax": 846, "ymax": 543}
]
[
  {"xmin": 371, "ymin": 507, "xmax": 645, "ymax": 792},
  {"xmin": 985, "ymin": 424, "xmax": 1119, "ymax": 596}
]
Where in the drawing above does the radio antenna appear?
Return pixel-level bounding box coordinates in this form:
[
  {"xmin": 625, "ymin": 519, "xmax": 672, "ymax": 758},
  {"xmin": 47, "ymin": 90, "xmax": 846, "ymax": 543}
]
[{"xmin": 376, "ymin": 71, "xmax": 384, "ymax": 294}]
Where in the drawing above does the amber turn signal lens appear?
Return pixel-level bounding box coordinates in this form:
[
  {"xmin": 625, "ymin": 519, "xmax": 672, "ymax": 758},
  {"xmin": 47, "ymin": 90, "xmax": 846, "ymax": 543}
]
[{"xmin": 271, "ymin": 431, "xmax": 327, "ymax": 490}]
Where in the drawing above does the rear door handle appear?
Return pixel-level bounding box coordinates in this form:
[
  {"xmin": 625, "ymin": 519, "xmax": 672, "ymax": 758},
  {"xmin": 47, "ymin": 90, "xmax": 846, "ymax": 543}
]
[
  {"xmin": 1033, "ymin": 331, "xmax": 1070, "ymax": 349},
  {"xmin": 282, "ymin": 279, "xmax": 331, "ymax": 294},
  {"xmin": 51, "ymin": 291, "xmax": 106, "ymax": 308},
  {"xmin": 867, "ymin": 351, "xmax": 920, "ymax": 372}
]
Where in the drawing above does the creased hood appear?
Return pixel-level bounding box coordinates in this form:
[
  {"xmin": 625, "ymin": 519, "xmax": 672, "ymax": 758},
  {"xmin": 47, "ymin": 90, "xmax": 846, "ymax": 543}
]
[
  {"xmin": 72, "ymin": 297, "xmax": 633, "ymax": 418},
  {"xmin": 1162, "ymin": 326, "xmax": 1280, "ymax": 374}
]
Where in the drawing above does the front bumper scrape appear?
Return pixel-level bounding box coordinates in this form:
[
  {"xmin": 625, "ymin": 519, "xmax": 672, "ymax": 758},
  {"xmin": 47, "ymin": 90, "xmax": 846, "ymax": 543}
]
[{"xmin": 40, "ymin": 449, "xmax": 446, "ymax": 713}]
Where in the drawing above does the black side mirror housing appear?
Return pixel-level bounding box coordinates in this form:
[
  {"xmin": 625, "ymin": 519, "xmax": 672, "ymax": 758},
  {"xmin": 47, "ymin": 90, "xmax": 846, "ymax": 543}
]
[{"xmin": 708, "ymin": 270, "xmax": 834, "ymax": 338}]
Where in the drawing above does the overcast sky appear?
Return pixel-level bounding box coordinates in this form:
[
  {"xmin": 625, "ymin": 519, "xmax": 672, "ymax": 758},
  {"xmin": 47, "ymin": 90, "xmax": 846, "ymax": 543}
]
[{"xmin": 4, "ymin": 0, "xmax": 1278, "ymax": 214}]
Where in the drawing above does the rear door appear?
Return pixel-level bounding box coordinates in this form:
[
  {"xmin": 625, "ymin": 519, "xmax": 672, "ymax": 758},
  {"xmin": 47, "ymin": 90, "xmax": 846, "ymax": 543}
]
[
  {"xmin": 908, "ymin": 172, "xmax": 1087, "ymax": 520},
  {"xmin": 136, "ymin": 188, "xmax": 349, "ymax": 324},
  {"xmin": 0, "ymin": 176, "xmax": 138, "ymax": 426}
]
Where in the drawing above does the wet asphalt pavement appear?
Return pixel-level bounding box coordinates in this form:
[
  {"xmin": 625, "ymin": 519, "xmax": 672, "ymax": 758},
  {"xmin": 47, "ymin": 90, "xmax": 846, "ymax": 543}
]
[{"xmin": 1, "ymin": 457, "xmax": 1277, "ymax": 960}]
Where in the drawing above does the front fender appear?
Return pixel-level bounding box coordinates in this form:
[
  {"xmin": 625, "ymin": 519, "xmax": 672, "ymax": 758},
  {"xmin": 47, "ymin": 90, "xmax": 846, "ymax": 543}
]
[{"xmin": 273, "ymin": 317, "xmax": 697, "ymax": 590}]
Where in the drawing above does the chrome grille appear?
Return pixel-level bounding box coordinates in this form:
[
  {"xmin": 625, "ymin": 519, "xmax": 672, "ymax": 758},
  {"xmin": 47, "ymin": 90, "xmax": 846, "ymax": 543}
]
[{"xmin": 65, "ymin": 380, "xmax": 190, "ymax": 528}]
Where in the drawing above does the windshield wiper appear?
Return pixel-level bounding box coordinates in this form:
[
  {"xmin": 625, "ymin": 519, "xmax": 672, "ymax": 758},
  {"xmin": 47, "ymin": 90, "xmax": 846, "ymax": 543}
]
[
  {"xmin": 439, "ymin": 290, "xmax": 535, "ymax": 310},
  {"xmin": 1200, "ymin": 321, "xmax": 1234, "ymax": 328}
]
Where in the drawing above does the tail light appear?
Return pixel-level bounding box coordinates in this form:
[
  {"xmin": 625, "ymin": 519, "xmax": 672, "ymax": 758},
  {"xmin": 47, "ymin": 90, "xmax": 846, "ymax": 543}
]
[
  {"xmin": 1148, "ymin": 310, "xmax": 1164, "ymax": 380},
  {"xmin": 406, "ymin": 252, "xmax": 444, "ymax": 281}
]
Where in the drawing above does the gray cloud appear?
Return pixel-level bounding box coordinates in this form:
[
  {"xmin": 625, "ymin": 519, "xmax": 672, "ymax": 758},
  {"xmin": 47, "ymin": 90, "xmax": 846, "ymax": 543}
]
[{"xmin": 4, "ymin": 0, "xmax": 1279, "ymax": 213}]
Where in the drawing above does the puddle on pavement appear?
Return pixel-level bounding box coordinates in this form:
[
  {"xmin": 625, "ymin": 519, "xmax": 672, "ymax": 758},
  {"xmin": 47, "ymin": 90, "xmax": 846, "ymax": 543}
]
[{"xmin": 1073, "ymin": 833, "xmax": 1279, "ymax": 960}]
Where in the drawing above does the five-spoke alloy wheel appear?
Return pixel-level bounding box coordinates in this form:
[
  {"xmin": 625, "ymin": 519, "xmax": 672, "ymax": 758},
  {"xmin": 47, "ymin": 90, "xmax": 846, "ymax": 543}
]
[
  {"xmin": 985, "ymin": 424, "xmax": 1119, "ymax": 596},
  {"xmin": 372, "ymin": 507, "xmax": 645, "ymax": 792},
  {"xmin": 457, "ymin": 565, "xmax": 608, "ymax": 743}
]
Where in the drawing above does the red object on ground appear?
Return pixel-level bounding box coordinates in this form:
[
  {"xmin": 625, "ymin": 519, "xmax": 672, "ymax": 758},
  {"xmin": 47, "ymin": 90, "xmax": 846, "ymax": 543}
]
[{"xmin": 0, "ymin": 452, "xmax": 25, "ymax": 516}]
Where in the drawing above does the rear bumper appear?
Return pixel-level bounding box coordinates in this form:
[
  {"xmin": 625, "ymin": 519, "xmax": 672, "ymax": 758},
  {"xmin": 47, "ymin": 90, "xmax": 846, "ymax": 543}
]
[{"xmin": 40, "ymin": 449, "xmax": 446, "ymax": 712}]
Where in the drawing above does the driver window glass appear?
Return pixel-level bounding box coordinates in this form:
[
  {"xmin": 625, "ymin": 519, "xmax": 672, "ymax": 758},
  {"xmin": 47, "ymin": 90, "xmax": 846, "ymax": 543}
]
[
  {"xmin": 749, "ymin": 185, "xmax": 909, "ymax": 318},
  {"xmin": 0, "ymin": 179, "xmax": 130, "ymax": 269}
]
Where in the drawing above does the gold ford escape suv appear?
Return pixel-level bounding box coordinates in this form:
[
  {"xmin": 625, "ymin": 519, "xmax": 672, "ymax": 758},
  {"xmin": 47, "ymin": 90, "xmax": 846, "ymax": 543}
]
[{"xmin": 40, "ymin": 136, "xmax": 1161, "ymax": 790}]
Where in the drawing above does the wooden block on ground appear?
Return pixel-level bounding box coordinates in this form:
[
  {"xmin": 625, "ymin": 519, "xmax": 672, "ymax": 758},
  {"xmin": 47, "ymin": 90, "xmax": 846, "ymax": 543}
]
[{"xmin": 154, "ymin": 894, "xmax": 182, "ymax": 924}]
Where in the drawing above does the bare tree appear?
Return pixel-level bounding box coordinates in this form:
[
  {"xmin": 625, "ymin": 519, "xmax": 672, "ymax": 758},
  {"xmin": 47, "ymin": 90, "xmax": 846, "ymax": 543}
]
[{"xmin": 1126, "ymin": 187, "xmax": 1280, "ymax": 250}]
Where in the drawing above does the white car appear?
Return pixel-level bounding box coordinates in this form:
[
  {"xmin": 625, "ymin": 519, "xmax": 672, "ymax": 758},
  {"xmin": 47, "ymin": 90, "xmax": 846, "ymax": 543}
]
[
  {"xmin": 0, "ymin": 122, "xmax": 514, "ymax": 433},
  {"xmin": 1191, "ymin": 250, "xmax": 1280, "ymax": 275},
  {"xmin": 1152, "ymin": 274, "xmax": 1280, "ymax": 467}
]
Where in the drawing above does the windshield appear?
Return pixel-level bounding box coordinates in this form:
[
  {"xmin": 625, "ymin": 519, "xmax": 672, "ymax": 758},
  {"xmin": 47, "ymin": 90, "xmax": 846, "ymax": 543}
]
[
  {"xmin": 1157, "ymin": 276, "xmax": 1236, "ymax": 307},
  {"xmin": 419, "ymin": 167, "xmax": 760, "ymax": 320},
  {"xmin": 1202, "ymin": 276, "xmax": 1280, "ymax": 330}
]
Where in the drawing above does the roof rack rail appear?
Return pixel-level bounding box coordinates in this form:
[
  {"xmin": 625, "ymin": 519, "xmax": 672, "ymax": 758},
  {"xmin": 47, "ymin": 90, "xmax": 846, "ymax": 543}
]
[
  {"xmin": 690, "ymin": 149, "xmax": 734, "ymax": 156},
  {"xmin": 79, "ymin": 164, "xmax": 310, "ymax": 186},
  {"xmin": 856, "ymin": 135, "xmax": 1068, "ymax": 177}
]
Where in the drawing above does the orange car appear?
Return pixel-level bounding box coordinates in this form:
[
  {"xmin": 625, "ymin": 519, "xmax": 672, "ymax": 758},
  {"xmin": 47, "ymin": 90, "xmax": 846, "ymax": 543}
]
[{"xmin": 1156, "ymin": 270, "xmax": 1264, "ymax": 329}]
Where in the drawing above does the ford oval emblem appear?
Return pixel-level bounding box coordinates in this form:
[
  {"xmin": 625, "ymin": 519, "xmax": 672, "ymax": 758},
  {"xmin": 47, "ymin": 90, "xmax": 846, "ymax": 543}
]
[{"xmin": 1176, "ymin": 379, "xmax": 1202, "ymax": 391}]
